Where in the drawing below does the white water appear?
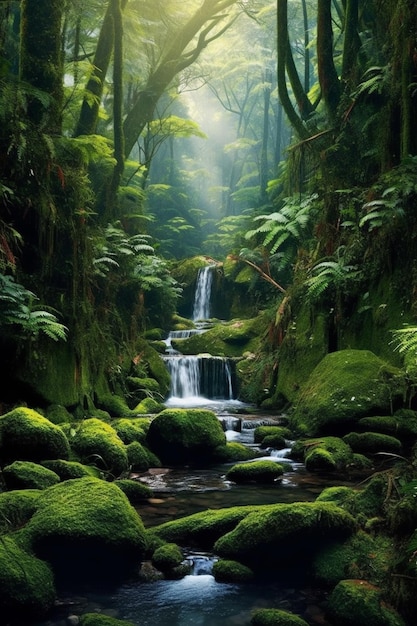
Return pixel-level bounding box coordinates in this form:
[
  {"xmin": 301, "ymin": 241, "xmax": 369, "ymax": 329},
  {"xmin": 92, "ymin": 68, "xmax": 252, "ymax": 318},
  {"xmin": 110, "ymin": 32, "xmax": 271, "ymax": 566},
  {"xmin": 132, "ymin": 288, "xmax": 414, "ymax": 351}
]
[{"xmin": 192, "ymin": 266, "xmax": 214, "ymax": 321}]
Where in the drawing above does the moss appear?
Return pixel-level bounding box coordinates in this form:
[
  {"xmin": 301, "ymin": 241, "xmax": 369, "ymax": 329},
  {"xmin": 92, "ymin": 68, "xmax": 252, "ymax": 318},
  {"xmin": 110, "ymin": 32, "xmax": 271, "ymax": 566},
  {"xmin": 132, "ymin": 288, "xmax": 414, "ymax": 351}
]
[
  {"xmin": 2, "ymin": 461, "xmax": 60, "ymax": 490},
  {"xmin": 0, "ymin": 535, "xmax": 55, "ymax": 621},
  {"xmin": 358, "ymin": 415, "xmax": 417, "ymax": 442},
  {"xmin": 133, "ymin": 397, "xmax": 165, "ymax": 414},
  {"xmin": 290, "ymin": 350, "xmax": 406, "ymax": 436},
  {"xmin": 313, "ymin": 530, "xmax": 394, "ymax": 587},
  {"xmin": 388, "ymin": 492, "xmax": 417, "ymax": 534},
  {"xmin": 349, "ymin": 475, "xmax": 389, "ymax": 519},
  {"xmin": 251, "ymin": 609, "xmax": 309, "ymax": 626},
  {"xmin": 112, "ymin": 418, "xmax": 150, "ymax": 444},
  {"xmin": 254, "ymin": 425, "xmax": 292, "ymax": 444},
  {"xmin": 0, "ymin": 407, "xmax": 70, "ymax": 465},
  {"xmin": 295, "ymin": 437, "xmax": 354, "ymax": 472},
  {"xmin": 135, "ymin": 338, "xmax": 170, "ymax": 397},
  {"xmin": 213, "ymin": 559, "xmax": 254, "ymax": 583},
  {"xmin": 226, "ymin": 461, "xmax": 284, "ymax": 484},
  {"xmin": 97, "ymin": 393, "xmax": 133, "ymax": 417},
  {"xmin": 213, "ymin": 502, "xmax": 356, "ymax": 572},
  {"xmin": 316, "ymin": 486, "xmax": 358, "ymax": 506},
  {"xmin": 146, "ymin": 408, "xmax": 226, "ymax": 466},
  {"xmin": 69, "ymin": 418, "xmax": 128, "ymax": 478},
  {"xmin": 213, "ymin": 441, "xmax": 262, "ymax": 463},
  {"xmin": 343, "ymin": 431, "xmax": 402, "ymax": 454},
  {"xmin": 114, "ymin": 478, "xmax": 153, "ymax": 503},
  {"xmin": 152, "ymin": 542, "xmax": 184, "ymax": 573},
  {"xmin": 326, "ymin": 579, "xmax": 406, "ymax": 626},
  {"xmin": 0, "ymin": 490, "xmax": 41, "ymax": 534},
  {"xmin": 41, "ymin": 459, "xmax": 99, "ymax": 480},
  {"xmin": 126, "ymin": 440, "xmax": 160, "ymax": 470},
  {"xmin": 45, "ymin": 403, "xmax": 73, "ymax": 424},
  {"xmin": 80, "ymin": 615, "xmax": 135, "ymax": 626},
  {"xmin": 127, "ymin": 376, "xmax": 160, "ymax": 393},
  {"xmin": 260, "ymin": 434, "xmax": 287, "ymax": 449},
  {"xmin": 26, "ymin": 476, "xmax": 147, "ymax": 583}
]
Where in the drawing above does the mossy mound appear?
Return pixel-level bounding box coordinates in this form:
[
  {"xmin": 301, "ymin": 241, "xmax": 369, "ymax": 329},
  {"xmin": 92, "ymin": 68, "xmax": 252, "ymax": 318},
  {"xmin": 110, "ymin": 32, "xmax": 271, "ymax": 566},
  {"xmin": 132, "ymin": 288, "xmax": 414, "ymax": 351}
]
[
  {"xmin": 97, "ymin": 393, "xmax": 133, "ymax": 417},
  {"xmin": 293, "ymin": 437, "xmax": 354, "ymax": 473},
  {"xmin": 342, "ymin": 431, "xmax": 402, "ymax": 454},
  {"xmin": 151, "ymin": 542, "xmax": 184, "ymax": 573},
  {"xmin": 2, "ymin": 461, "xmax": 60, "ymax": 490},
  {"xmin": 135, "ymin": 338, "xmax": 171, "ymax": 397},
  {"xmin": 358, "ymin": 412, "xmax": 417, "ymax": 443},
  {"xmin": 0, "ymin": 489, "xmax": 41, "ymax": 533},
  {"xmin": 213, "ymin": 441, "xmax": 262, "ymax": 463},
  {"xmin": 313, "ymin": 530, "xmax": 394, "ymax": 587},
  {"xmin": 0, "ymin": 535, "xmax": 55, "ymax": 621},
  {"xmin": 80, "ymin": 615, "xmax": 135, "ymax": 626},
  {"xmin": 226, "ymin": 460, "xmax": 284, "ymax": 484},
  {"xmin": 114, "ymin": 478, "xmax": 153, "ymax": 503},
  {"xmin": 146, "ymin": 408, "xmax": 226, "ymax": 465},
  {"xmin": 213, "ymin": 502, "xmax": 356, "ymax": 573},
  {"xmin": 133, "ymin": 397, "xmax": 165, "ymax": 414},
  {"xmin": 316, "ymin": 486, "xmax": 358, "ymax": 507},
  {"xmin": 317, "ymin": 475, "xmax": 388, "ymax": 520},
  {"xmin": 253, "ymin": 425, "xmax": 292, "ymax": 444},
  {"xmin": 259, "ymin": 434, "xmax": 287, "ymax": 449},
  {"xmin": 69, "ymin": 417, "xmax": 128, "ymax": 478},
  {"xmin": 290, "ymin": 350, "xmax": 405, "ymax": 436},
  {"xmin": 45, "ymin": 403, "xmax": 73, "ymax": 424},
  {"xmin": 26, "ymin": 476, "xmax": 147, "ymax": 583},
  {"xmin": 0, "ymin": 407, "xmax": 70, "ymax": 465},
  {"xmin": 251, "ymin": 608, "xmax": 309, "ymax": 626},
  {"xmin": 41, "ymin": 459, "xmax": 99, "ymax": 480},
  {"xmin": 212, "ymin": 559, "xmax": 254, "ymax": 583},
  {"xmin": 326, "ymin": 579, "xmax": 405, "ymax": 626},
  {"xmin": 112, "ymin": 417, "xmax": 150, "ymax": 444},
  {"xmin": 170, "ymin": 317, "xmax": 265, "ymax": 357},
  {"xmin": 126, "ymin": 440, "xmax": 160, "ymax": 470}
]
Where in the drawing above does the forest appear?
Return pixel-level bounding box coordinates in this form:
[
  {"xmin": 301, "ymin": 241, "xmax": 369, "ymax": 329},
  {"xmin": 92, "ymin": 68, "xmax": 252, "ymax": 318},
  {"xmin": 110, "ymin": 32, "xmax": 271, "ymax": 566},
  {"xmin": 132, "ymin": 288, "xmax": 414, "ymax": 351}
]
[{"xmin": 1, "ymin": 1, "xmax": 417, "ymax": 625}]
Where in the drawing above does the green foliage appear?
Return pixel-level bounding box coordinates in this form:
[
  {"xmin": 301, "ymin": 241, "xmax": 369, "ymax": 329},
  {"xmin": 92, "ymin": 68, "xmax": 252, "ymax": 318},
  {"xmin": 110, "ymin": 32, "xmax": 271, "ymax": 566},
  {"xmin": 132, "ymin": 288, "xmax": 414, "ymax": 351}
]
[
  {"xmin": 305, "ymin": 248, "xmax": 362, "ymax": 302},
  {"xmin": 0, "ymin": 274, "xmax": 67, "ymax": 342}
]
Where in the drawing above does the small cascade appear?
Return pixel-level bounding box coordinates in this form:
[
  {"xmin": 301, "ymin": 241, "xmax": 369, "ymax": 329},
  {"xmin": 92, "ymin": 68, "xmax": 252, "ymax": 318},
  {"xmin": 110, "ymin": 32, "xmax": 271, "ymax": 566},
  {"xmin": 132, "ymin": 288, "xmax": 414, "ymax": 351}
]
[
  {"xmin": 193, "ymin": 265, "xmax": 214, "ymax": 321},
  {"xmin": 164, "ymin": 329, "xmax": 203, "ymax": 354},
  {"xmin": 165, "ymin": 355, "xmax": 236, "ymax": 403}
]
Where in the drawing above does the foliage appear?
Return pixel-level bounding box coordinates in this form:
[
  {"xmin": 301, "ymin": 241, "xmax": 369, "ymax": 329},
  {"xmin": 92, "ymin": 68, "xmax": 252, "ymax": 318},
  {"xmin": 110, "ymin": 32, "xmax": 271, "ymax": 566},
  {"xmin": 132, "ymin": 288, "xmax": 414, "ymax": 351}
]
[
  {"xmin": 0, "ymin": 274, "xmax": 68, "ymax": 342},
  {"xmin": 305, "ymin": 247, "xmax": 362, "ymax": 303}
]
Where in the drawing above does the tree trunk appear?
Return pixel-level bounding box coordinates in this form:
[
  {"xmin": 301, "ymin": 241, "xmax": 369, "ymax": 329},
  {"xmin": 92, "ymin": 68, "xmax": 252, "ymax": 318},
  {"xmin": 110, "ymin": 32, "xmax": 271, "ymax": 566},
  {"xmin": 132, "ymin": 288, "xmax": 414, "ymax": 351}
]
[{"xmin": 317, "ymin": 0, "xmax": 340, "ymax": 119}]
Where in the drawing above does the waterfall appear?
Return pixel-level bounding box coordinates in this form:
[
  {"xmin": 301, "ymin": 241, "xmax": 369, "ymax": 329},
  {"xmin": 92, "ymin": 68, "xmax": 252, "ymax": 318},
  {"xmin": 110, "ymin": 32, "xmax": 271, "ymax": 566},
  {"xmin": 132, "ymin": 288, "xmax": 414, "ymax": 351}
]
[
  {"xmin": 192, "ymin": 266, "xmax": 214, "ymax": 321},
  {"xmin": 165, "ymin": 355, "xmax": 236, "ymax": 403}
]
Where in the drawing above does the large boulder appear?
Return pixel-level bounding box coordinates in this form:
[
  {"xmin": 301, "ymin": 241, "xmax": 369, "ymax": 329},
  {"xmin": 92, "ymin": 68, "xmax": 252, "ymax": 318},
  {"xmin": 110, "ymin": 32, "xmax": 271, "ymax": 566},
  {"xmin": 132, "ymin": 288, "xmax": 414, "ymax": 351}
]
[
  {"xmin": 0, "ymin": 489, "xmax": 41, "ymax": 533},
  {"xmin": 0, "ymin": 407, "xmax": 70, "ymax": 465},
  {"xmin": 69, "ymin": 417, "xmax": 128, "ymax": 478},
  {"xmin": 0, "ymin": 535, "xmax": 55, "ymax": 622},
  {"xmin": 25, "ymin": 476, "xmax": 147, "ymax": 583},
  {"xmin": 2, "ymin": 460, "xmax": 60, "ymax": 490},
  {"xmin": 290, "ymin": 350, "xmax": 405, "ymax": 436},
  {"xmin": 146, "ymin": 408, "xmax": 226, "ymax": 465}
]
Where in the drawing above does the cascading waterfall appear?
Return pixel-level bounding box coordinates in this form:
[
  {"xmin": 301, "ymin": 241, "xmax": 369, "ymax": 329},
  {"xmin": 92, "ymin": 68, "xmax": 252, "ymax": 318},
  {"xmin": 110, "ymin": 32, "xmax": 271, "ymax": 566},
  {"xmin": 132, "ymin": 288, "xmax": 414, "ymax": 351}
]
[
  {"xmin": 192, "ymin": 265, "xmax": 214, "ymax": 321},
  {"xmin": 165, "ymin": 355, "xmax": 236, "ymax": 403}
]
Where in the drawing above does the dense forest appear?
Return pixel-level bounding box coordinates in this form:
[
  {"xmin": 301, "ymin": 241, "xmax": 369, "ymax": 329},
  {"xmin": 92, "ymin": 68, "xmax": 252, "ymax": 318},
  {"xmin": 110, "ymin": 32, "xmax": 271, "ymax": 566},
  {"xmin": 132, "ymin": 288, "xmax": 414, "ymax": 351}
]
[{"xmin": 2, "ymin": 1, "xmax": 417, "ymax": 625}]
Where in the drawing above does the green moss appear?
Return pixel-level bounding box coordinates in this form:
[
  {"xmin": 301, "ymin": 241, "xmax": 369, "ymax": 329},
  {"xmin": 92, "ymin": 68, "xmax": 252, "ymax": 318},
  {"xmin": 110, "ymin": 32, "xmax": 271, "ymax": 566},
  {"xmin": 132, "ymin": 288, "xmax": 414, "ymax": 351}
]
[
  {"xmin": 213, "ymin": 502, "xmax": 356, "ymax": 572},
  {"xmin": 2, "ymin": 461, "xmax": 60, "ymax": 490},
  {"xmin": 152, "ymin": 542, "xmax": 183, "ymax": 572},
  {"xmin": 313, "ymin": 530, "xmax": 394, "ymax": 586},
  {"xmin": 45, "ymin": 403, "xmax": 73, "ymax": 424},
  {"xmin": 251, "ymin": 609, "xmax": 309, "ymax": 626},
  {"xmin": 126, "ymin": 440, "xmax": 160, "ymax": 470},
  {"xmin": 0, "ymin": 490, "xmax": 41, "ymax": 534},
  {"xmin": 316, "ymin": 486, "xmax": 358, "ymax": 506},
  {"xmin": 226, "ymin": 461, "xmax": 284, "ymax": 484},
  {"xmin": 26, "ymin": 476, "xmax": 146, "ymax": 583},
  {"xmin": 0, "ymin": 535, "xmax": 55, "ymax": 621},
  {"xmin": 114, "ymin": 478, "xmax": 153, "ymax": 503},
  {"xmin": 0, "ymin": 407, "xmax": 70, "ymax": 465},
  {"xmin": 69, "ymin": 417, "xmax": 128, "ymax": 478},
  {"xmin": 112, "ymin": 418, "xmax": 149, "ymax": 444},
  {"xmin": 213, "ymin": 559, "xmax": 254, "ymax": 583},
  {"xmin": 80, "ymin": 615, "xmax": 135, "ymax": 626},
  {"xmin": 254, "ymin": 425, "xmax": 292, "ymax": 444},
  {"xmin": 290, "ymin": 350, "xmax": 405, "ymax": 436},
  {"xmin": 135, "ymin": 338, "xmax": 170, "ymax": 397},
  {"xmin": 41, "ymin": 459, "xmax": 99, "ymax": 480},
  {"xmin": 349, "ymin": 475, "xmax": 388, "ymax": 519},
  {"xmin": 146, "ymin": 408, "xmax": 226, "ymax": 465},
  {"xmin": 98, "ymin": 393, "xmax": 133, "ymax": 417},
  {"xmin": 326, "ymin": 579, "xmax": 406, "ymax": 626},
  {"xmin": 127, "ymin": 376, "xmax": 160, "ymax": 393},
  {"xmin": 343, "ymin": 431, "xmax": 402, "ymax": 454},
  {"xmin": 294, "ymin": 437, "xmax": 354, "ymax": 472},
  {"xmin": 213, "ymin": 441, "xmax": 262, "ymax": 462},
  {"xmin": 358, "ymin": 415, "xmax": 417, "ymax": 441},
  {"xmin": 133, "ymin": 397, "xmax": 165, "ymax": 414}
]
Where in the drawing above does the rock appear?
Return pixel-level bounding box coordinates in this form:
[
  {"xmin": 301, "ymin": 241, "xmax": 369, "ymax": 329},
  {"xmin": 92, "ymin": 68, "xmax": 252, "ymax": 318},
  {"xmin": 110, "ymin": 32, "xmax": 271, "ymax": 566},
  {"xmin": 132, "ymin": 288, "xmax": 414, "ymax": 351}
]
[
  {"xmin": 226, "ymin": 460, "xmax": 284, "ymax": 483},
  {"xmin": 342, "ymin": 431, "xmax": 402, "ymax": 454},
  {"xmin": 69, "ymin": 418, "xmax": 128, "ymax": 478},
  {"xmin": 0, "ymin": 489, "xmax": 41, "ymax": 533},
  {"xmin": 212, "ymin": 559, "xmax": 254, "ymax": 582},
  {"xmin": 251, "ymin": 608, "xmax": 309, "ymax": 625},
  {"xmin": 2, "ymin": 460, "xmax": 60, "ymax": 490}
]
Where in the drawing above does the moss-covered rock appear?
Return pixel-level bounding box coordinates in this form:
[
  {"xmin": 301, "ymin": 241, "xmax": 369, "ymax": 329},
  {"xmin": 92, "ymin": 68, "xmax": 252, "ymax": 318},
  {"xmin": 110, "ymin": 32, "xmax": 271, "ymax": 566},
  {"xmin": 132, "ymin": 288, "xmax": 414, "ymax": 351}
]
[
  {"xmin": 317, "ymin": 475, "xmax": 388, "ymax": 521},
  {"xmin": 253, "ymin": 425, "xmax": 292, "ymax": 444},
  {"xmin": 213, "ymin": 559, "xmax": 254, "ymax": 583},
  {"xmin": 41, "ymin": 459, "xmax": 99, "ymax": 480},
  {"xmin": 151, "ymin": 542, "xmax": 184, "ymax": 573},
  {"xmin": 326, "ymin": 579, "xmax": 405, "ymax": 626},
  {"xmin": 0, "ymin": 535, "xmax": 55, "ymax": 621},
  {"xmin": 343, "ymin": 431, "xmax": 402, "ymax": 454},
  {"xmin": 112, "ymin": 417, "xmax": 150, "ymax": 444},
  {"xmin": 0, "ymin": 489, "xmax": 40, "ymax": 533},
  {"xmin": 213, "ymin": 502, "xmax": 356, "ymax": 572},
  {"xmin": 134, "ymin": 338, "xmax": 171, "ymax": 398},
  {"xmin": 2, "ymin": 461, "xmax": 60, "ymax": 490},
  {"xmin": 133, "ymin": 397, "xmax": 165, "ymax": 414},
  {"xmin": 251, "ymin": 609, "xmax": 309, "ymax": 626},
  {"xmin": 290, "ymin": 350, "xmax": 405, "ymax": 436},
  {"xmin": 69, "ymin": 418, "xmax": 128, "ymax": 477},
  {"xmin": 45, "ymin": 403, "xmax": 73, "ymax": 424},
  {"xmin": 294, "ymin": 437, "xmax": 354, "ymax": 473},
  {"xmin": 26, "ymin": 476, "xmax": 147, "ymax": 583},
  {"xmin": 213, "ymin": 441, "xmax": 262, "ymax": 463},
  {"xmin": 146, "ymin": 408, "xmax": 226, "ymax": 465},
  {"xmin": 226, "ymin": 460, "xmax": 284, "ymax": 484},
  {"xmin": 357, "ymin": 412, "xmax": 417, "ymax": 443},
  {"xmin": 126, "ymin": 440, "xmax": 160, "ymax": 470},
  {"xmin": 0, "ymin": 407, "xmax": 70, "ymax": 465},
  {"xmin": 97, "ymin": 393, "xmax": 133, "ymax": 417},
  {"xmin": 316, "ymin": 486, "xmax": 358, "ymax": 506},
  {"xmin": 80, "ymin": 615, "xmax": 135, "ymax": 626},
  {"xmin": 114, "ymin": 478, "xmax": 153, "ymax": 503}
]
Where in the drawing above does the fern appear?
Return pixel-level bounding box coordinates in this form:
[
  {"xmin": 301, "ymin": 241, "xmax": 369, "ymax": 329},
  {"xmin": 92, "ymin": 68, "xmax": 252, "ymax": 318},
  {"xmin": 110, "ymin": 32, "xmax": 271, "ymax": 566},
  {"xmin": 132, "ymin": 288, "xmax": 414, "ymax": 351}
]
[{"xmin": 306, "ymin": 251, "xmax": 361, "ymax": 302}]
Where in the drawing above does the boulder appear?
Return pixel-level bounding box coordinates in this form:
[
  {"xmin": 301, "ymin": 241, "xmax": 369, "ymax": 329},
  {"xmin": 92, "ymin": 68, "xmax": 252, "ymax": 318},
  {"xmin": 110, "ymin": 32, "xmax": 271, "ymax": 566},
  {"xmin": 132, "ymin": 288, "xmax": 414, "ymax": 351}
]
[
  {"xmin": 290, "ymin": 350, "xmax": 405, "ymax": 436},
  {"xmin": 41, "ymin": 459, "xmax": 99, "ymax": 480},
  {"xmin": 251, "ymin": 609, "xmax": 309, "ymax": 626},
  {"xmin": 2, "ymin": 460, "xmax": 60, "ymax": 490},
  {"xmin": 343, "ymin": 431, "xmax": 402, "ymax": 454},
  {"xmin": 0, "ymin": 489, "xmax": 40, "ymax": 533},
  {"xmin": 26, "ymin": 476, "xmax": 147, "ymax": 583},
  {"xmin": 226, "ymin": 460, "xmax": 284, "ymax": 483},
  {"xmin": 0, "ymin": 406, "xmax": 70, "ymax": 465},
  {"xmin": 69, "ymin": 417, "xmax": 128, "ymax": 478},
  {"xmin": 292, "ymin": 436, "xmax": 354, "ymax": 472},
  {"xmin": 146, "ymin": 408, "xmax": 226, "ymax": 465},
  {"xmin": 213, "ymin": 559, "xmax": 254, "ymax": 583}
]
